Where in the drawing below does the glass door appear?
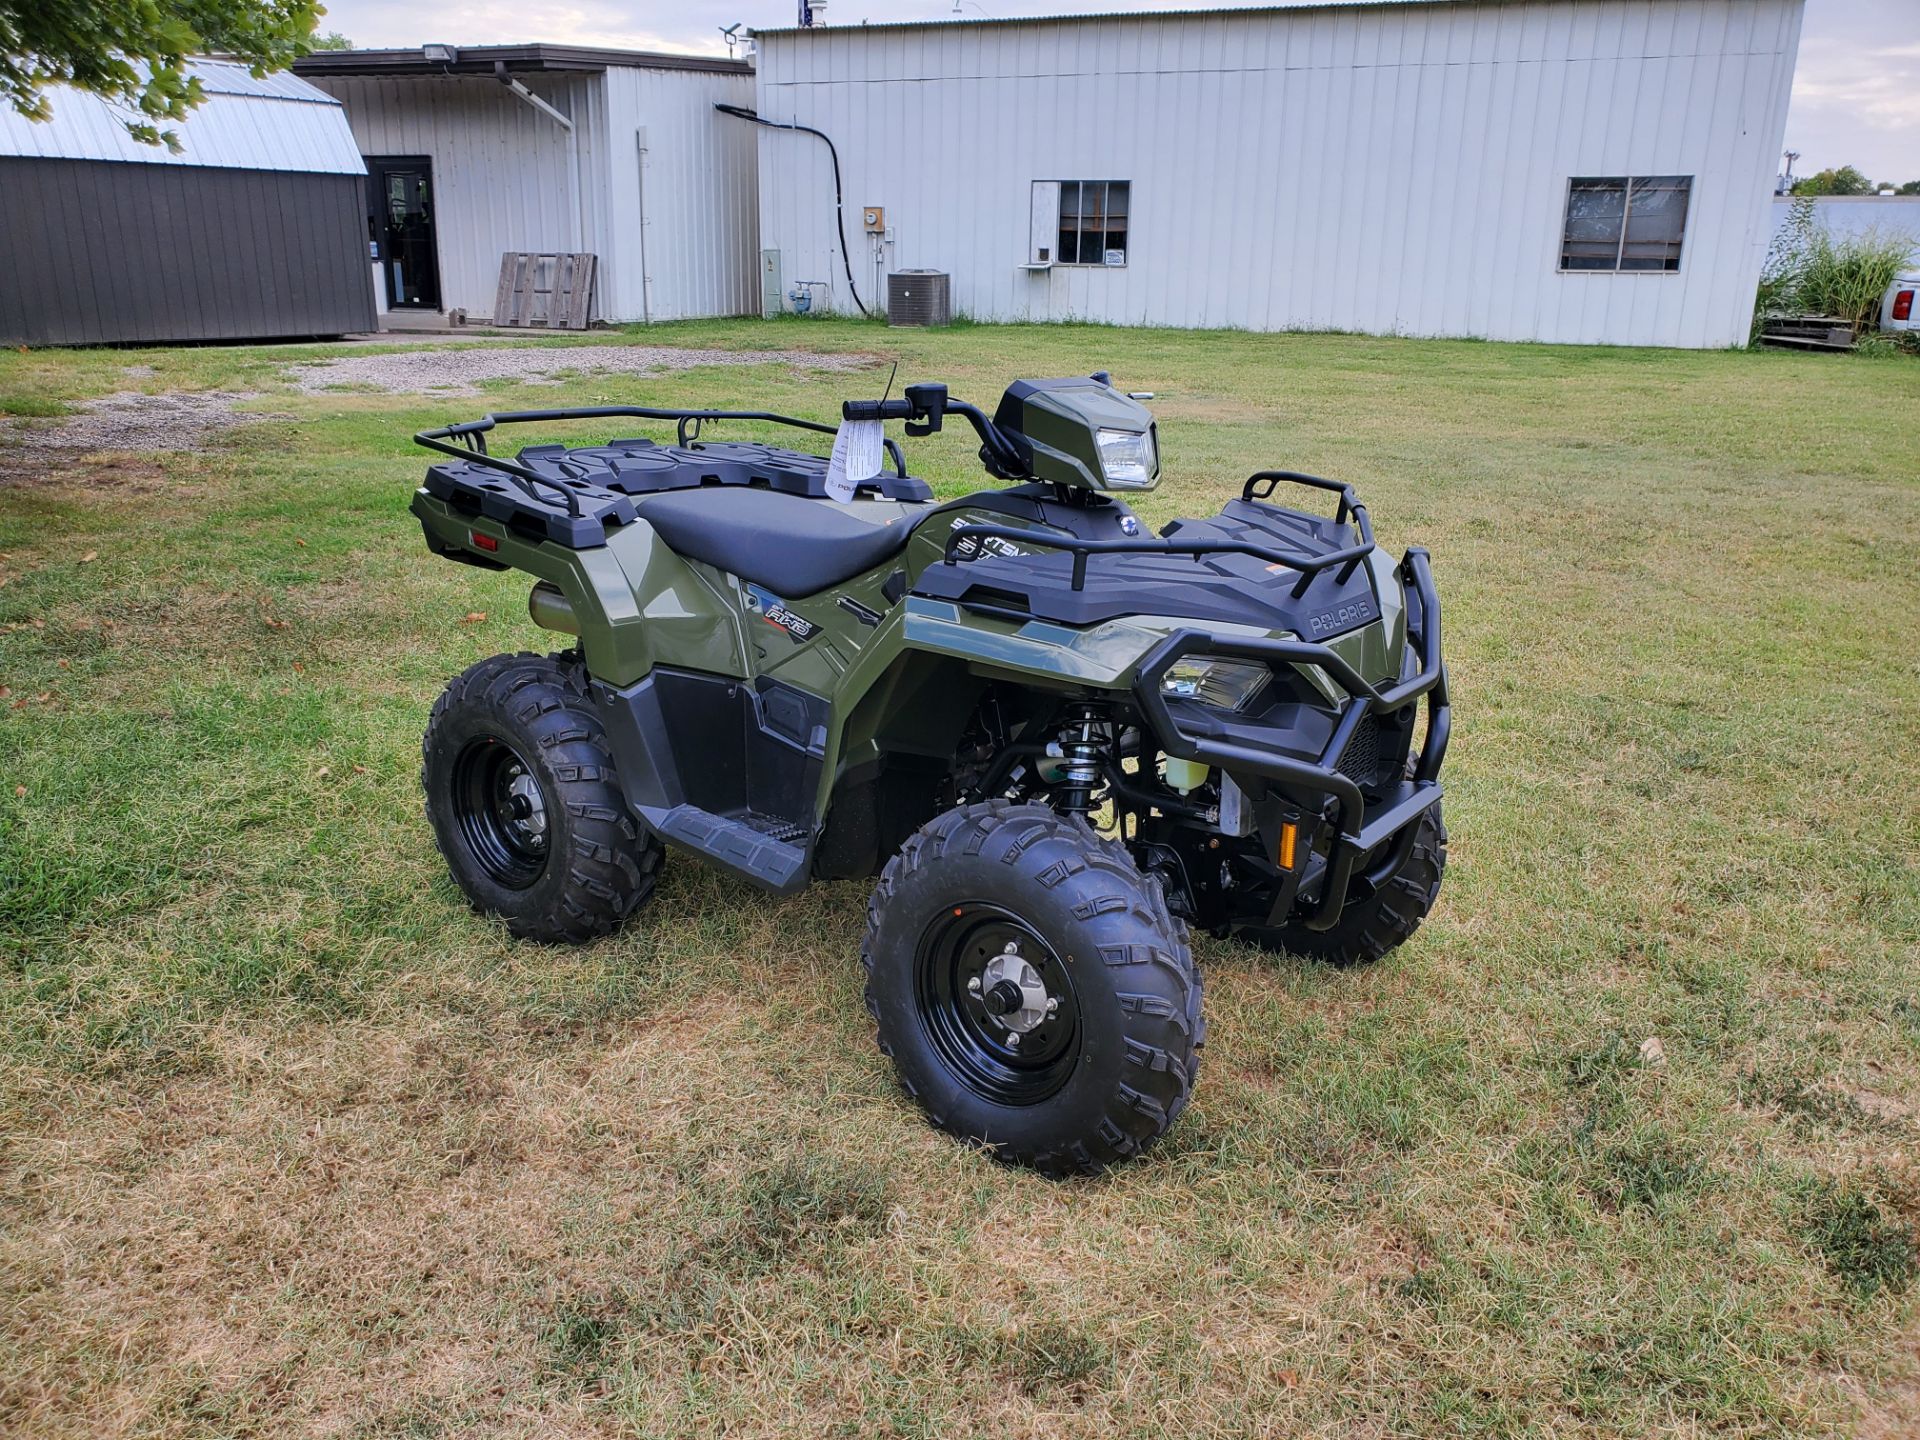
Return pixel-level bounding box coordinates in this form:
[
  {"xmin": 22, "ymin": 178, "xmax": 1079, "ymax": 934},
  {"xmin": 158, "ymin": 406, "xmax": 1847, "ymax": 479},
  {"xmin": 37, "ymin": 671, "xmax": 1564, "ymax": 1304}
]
[{"xmin": 367, "ymin": 157, "xmax": 441, "ymax": 309}]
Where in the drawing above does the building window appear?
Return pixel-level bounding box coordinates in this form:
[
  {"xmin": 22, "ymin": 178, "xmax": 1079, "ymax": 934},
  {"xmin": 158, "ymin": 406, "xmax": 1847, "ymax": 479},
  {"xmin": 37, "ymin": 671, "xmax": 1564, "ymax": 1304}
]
[
  {"xmin": 1561, "ymin": 176, "xmax": 1692, "ymax": 272},
  {"xmin": 1029, "ymin": 181, "xmax": 1129, "ymax": 266}
]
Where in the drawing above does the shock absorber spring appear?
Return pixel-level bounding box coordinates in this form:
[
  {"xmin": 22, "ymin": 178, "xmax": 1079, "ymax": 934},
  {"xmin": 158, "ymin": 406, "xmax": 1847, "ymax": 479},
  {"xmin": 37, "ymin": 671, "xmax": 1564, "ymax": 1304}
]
[{"xmin": 1052, "ymin": 702, "xmax": 1112, "ymax": 818}]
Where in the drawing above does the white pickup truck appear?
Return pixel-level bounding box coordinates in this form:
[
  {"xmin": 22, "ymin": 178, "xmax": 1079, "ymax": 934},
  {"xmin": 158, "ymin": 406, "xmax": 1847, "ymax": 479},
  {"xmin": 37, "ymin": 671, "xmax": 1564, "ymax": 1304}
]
[{"xmin": 1883, "ymin": 271, "xmax": 1919, "ymax": 333}]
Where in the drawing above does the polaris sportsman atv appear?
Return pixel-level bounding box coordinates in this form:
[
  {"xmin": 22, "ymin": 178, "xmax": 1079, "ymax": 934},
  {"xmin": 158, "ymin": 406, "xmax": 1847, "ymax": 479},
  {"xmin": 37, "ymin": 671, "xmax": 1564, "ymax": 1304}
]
[{"xmin": 410, "ymin": 374, "xmax": 1449, "ymax": 1175}]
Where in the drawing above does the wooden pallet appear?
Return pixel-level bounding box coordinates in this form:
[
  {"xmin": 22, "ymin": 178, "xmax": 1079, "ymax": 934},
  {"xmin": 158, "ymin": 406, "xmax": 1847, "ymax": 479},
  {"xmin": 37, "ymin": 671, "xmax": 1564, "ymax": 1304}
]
[
  {"xmin": 493, "ymin": 252, "xmax": 597, "ymax": 329},
  {"xmin": 1759, "ymin": 315, "xmax": 1856, "ymax": 351}
]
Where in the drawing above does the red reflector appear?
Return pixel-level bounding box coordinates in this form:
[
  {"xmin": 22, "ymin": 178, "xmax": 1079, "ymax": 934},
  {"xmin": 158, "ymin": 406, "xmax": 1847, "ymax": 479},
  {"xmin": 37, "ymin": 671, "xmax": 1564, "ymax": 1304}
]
[
  {"xmin": 1895, "ymin": 290, "xmax": 1915, "ymax": 322},
  {"xmin": 470, "ymin": 531, "xmax": 499, "ymax": 552}
]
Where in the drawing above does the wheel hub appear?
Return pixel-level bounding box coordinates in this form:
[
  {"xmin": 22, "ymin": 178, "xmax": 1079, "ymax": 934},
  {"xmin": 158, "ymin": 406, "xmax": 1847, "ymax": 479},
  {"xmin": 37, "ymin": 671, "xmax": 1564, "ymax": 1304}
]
[
  {"xmin": 915, "ymin": 907, "xmax": 1081, "ymax": 1106},
  {"xmin": 503, "ymin": 767, "xmax": 548, "ymax": 849},
  {"xmin": 450, "ymin": 737, "xmax": 552, "ymax": 890},
  {"xmin": 972, "ymin": 945, "xmax": 1052, "ymax": 1035}
]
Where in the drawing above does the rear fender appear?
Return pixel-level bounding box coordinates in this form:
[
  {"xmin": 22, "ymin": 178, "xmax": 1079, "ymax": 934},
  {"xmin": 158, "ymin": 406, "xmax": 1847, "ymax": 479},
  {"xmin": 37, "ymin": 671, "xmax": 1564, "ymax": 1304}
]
[{"xmin": 413, "ymin": 491, "xmax": 747, "ymax": 685}]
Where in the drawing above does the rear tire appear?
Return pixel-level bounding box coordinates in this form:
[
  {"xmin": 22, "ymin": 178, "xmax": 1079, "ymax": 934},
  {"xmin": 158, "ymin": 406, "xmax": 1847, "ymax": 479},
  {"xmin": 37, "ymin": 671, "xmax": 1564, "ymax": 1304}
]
[
  {"xmin": 862, "ymin": 801, "xmax": 1202, "ymax": 1177},
  {"xmin": 1238, "ymin": 804, "xmax": 1446, "ymax": 967},
  {"xmin": 422, "ymin": 652, "xmax": 663, "ymax": 944}
]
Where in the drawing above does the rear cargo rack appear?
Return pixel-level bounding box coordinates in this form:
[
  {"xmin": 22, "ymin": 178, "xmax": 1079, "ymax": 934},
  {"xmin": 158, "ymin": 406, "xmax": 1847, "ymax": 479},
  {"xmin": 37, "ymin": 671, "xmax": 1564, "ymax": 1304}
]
[
  {"xmin": 414, "ymin": 405, "xmax": 925, "ymax": 547},
  {"xmin": 941, "ymin": 469, "xmax": 1375, "ymax": 597}
]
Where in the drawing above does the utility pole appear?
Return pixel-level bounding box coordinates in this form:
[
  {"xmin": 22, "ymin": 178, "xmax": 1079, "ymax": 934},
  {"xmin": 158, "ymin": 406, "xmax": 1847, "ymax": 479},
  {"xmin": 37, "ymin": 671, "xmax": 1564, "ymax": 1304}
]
[{"xmin": 1782, "ymin": 150, "xmax": 1800, "ymax": 193}]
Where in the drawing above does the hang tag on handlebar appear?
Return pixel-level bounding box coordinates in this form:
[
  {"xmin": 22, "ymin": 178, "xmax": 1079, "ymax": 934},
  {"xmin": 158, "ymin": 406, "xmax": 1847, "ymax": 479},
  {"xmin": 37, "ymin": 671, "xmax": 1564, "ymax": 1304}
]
[{"xmin": 825, "ymin": 418, "xmax": 883, "ymax": 503}]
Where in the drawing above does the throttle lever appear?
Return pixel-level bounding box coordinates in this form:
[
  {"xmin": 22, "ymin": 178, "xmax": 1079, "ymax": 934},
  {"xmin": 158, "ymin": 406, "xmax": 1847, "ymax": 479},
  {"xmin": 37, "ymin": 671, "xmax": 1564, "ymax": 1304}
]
[{"xmin": 903, "ymin": 382, "xmax": 948, "ymax": 437}]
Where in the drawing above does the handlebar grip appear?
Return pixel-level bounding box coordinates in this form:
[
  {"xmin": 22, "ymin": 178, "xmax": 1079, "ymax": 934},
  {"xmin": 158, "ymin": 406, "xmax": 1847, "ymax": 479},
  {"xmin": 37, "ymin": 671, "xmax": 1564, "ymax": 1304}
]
[{"xmin": 841, "ymin": 399, "xmax": 914, "ymax": 422}]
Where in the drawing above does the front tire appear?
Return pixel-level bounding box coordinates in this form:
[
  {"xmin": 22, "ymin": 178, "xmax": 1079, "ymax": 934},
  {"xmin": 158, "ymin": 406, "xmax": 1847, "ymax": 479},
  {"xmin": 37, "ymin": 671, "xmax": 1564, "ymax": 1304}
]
[
  {"xmin": 422, "ymin": 652, "xmax": 663, "ymax": 944},
  {"xmin": 862, "ymin": 801, "xmax": 1202, "ymax": 1177},
  {"xmin": 1239, "ymin": 804, "xmax": 1446, "ymax": 967}
]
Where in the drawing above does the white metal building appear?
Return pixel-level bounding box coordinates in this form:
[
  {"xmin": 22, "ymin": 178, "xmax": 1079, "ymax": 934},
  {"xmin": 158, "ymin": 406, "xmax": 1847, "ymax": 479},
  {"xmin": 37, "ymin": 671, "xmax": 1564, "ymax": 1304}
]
[
  {"xmin": 752, "ymin": 0, "xmax": 1806, "ymax": 347},
  {"xmin": 295, "ymin": 45, "xmax": 759, "ymax": 324},
  {"xmin": 1771, "ymin": 195, "xmax": 1920, "ymax": 266}
]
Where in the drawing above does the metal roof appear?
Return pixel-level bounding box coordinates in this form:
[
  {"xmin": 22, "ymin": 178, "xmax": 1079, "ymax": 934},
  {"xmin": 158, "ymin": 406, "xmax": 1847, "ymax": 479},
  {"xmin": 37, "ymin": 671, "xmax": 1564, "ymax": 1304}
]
[
  {"xmin": 292, "ymin": 44, "xmax": 751, "ymax": 79},
  {"xmin": 755, "ymin": 0, "xmax": 1587, "ymax": 36},
  {"xmin": 0, "ymin": 58, "xmax": 364, "ymax": 174}
]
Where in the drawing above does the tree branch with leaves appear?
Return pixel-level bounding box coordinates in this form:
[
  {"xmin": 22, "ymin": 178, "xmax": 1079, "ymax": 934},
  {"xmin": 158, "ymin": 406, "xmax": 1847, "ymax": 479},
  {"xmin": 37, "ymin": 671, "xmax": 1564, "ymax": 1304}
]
[{"xmin": 0, "ymin": 1, "xmax": 326, "ymax": 149}]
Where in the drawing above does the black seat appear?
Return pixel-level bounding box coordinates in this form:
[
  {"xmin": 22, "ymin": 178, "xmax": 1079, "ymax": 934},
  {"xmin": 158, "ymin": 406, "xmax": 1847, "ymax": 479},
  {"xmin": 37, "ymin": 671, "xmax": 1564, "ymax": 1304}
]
[{"xmin": 638, "ymin": 487, "xmax": 927, "ymax": 597}]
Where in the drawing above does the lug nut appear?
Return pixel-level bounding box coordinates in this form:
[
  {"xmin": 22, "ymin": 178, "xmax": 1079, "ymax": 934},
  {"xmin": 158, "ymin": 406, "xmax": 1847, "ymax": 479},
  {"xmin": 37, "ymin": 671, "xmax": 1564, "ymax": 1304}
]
[
  {"xmin": 967, "ymin": 976, "xmax": 982, "ymax": 995},
  {"xmin": 1046, "ymin": 997, "xmax": 1060, "ymax": 1015},
  {"xmin": 1006, "ymin": 1032, "xmax": 1020, "ymax": 1048},
  {"xmin": 1003, "ymin": 941, "xmax": 1018, "ymax": 954}
]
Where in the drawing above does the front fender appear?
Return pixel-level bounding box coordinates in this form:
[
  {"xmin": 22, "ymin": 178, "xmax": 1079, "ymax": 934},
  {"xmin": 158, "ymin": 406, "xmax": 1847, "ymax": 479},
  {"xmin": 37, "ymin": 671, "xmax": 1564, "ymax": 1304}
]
[
  {"xmin": 898, "ymin": 597, "xmax": 1371, "ymax": 705},
  {"xmin": 898, "ymin": 597, "xmax": 1261, "ymax": 691}
]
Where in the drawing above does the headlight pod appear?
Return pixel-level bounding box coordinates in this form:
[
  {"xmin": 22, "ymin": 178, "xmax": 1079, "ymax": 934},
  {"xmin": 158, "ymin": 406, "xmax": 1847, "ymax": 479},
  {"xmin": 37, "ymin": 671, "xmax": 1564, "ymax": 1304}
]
[
  {"xmin": 1160, "ymin": 656, "xmax": 1272, "ymax": 713},
  {"xmin": 1096, "ymin": 426, "xmax": 1156, "ymax": 488}
]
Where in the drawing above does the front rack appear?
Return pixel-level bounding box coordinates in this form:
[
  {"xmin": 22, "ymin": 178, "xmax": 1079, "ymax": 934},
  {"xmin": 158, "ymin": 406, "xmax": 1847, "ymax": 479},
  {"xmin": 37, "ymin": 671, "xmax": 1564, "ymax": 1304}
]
[
  {"xmin": 414, "ymin": 405, "xmax": 911, "ymax": 518},
  {"xmin": 941, "ymin": 469, "xmax": 1375, "ymax": 598}
]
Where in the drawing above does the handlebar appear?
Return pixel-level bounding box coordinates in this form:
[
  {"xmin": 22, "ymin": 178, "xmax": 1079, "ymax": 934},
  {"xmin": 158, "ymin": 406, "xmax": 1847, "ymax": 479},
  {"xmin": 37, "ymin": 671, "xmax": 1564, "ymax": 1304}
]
[{"xmin": 841, "ymin": 383, "xmax": 1029, "ymax": 480}]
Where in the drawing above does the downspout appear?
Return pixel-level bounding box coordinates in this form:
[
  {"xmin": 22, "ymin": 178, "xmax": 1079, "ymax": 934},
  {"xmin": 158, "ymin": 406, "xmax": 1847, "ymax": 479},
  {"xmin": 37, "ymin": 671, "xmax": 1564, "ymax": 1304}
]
[
  {"xmin": 571, "ymin": 116, "xmax": 585, "ymax": 259},
  {"xmin": 635, "ymin": 128, "xmax": 653, "ymax": 324}
]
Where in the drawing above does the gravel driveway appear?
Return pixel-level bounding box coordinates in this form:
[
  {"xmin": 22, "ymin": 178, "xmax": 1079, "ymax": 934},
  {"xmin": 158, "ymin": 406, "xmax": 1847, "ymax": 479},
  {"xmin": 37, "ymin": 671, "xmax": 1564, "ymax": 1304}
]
[
  {"xmin": 282, "ymin": 343, "xmax": 872, "ymax": 396},
  {"xmin": 0, "ymin": 344, "xmax": 877, "ymax": 474}
]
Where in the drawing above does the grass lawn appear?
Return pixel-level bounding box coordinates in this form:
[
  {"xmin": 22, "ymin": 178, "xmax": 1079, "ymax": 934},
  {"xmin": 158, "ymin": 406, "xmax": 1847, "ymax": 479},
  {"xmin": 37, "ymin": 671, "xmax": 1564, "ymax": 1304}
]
[{"xmin": 1, "ymin": 319, "xmax": 1918, "ymax": 1438}]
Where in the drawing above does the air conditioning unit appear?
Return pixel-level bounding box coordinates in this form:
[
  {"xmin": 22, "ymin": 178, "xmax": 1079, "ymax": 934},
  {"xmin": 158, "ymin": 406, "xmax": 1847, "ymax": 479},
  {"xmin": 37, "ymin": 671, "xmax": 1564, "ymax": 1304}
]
[{"xmin": 887, "ymin": 270, "xmax": 951, "ymax": 327}]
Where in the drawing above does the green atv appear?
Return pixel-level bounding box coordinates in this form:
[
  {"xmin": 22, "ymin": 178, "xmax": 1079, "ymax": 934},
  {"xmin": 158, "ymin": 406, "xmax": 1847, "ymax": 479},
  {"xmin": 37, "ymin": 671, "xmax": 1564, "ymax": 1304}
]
[{"xmin": 409, "ymin": 374, "xmax": 1450, "ymax": 1175}]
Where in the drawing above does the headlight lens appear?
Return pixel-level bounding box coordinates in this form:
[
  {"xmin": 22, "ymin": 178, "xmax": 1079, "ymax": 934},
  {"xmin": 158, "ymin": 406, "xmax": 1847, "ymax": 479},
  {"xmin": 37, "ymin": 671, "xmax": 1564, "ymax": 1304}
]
[
  {"xmin": 1096, "ymin": 427, "xmax": 1156, "ymax": 487},
  {"xmin": 1160, "ymin": 656, "xmax": 1271, "ymax": 712}
]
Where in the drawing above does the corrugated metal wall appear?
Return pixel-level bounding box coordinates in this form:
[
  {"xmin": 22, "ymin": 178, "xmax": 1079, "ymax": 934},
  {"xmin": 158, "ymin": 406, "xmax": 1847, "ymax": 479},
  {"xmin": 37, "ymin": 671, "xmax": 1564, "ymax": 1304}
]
[
  {"xmin": 599, "ymin": 67, "xmax": 760, "ymax": 321},
  {"xmin": 310, "ymin": 73, "xmax": 610, "ymax": 320},
  {"xmin": 309, "ymin": 66, "xmax": 758, "ymax": 323},
  {"xmin": 1771, "ymin": 195, "xmax": 1920, "ymax": 266},
  {"xmin": 755, "ymin": 0, "xmax": 1804, "ymax": 347},
  {"xmin": 0, "ymin": 159, "xmax": 375, "ymax": 344}
]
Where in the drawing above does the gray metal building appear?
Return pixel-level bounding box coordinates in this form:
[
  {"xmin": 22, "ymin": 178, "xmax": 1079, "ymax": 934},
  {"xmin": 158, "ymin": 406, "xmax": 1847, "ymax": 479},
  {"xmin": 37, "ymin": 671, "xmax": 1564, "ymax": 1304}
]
[{"xmin": 0, "ymin": 60, "xmax": 374, "ymax": 346}]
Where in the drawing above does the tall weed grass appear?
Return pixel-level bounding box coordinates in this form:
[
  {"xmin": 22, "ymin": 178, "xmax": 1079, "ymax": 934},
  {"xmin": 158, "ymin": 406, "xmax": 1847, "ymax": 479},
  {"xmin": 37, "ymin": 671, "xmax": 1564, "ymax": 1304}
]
[{"xmin": 1756, "ymin": 196, "xmax": 1919, "ymax": 342}]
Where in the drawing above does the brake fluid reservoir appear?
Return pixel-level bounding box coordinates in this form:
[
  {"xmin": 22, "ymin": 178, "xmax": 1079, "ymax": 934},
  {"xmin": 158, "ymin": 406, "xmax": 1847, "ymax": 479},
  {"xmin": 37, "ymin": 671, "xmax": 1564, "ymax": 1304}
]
[{"xmin": 1163, "ymin": 758, "xmax": 1209, "ymax": 795}]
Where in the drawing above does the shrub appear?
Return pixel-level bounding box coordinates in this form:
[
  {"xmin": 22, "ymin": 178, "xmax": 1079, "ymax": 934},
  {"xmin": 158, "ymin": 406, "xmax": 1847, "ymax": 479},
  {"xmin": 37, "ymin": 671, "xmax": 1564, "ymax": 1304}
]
[
  {"xmin": 1754, "ymin": 199, "xmax": 1919, "ymax": 343},
  {"xmin": 1797, "ymin": 230, "xmax": 1917, "ymax": 334}
]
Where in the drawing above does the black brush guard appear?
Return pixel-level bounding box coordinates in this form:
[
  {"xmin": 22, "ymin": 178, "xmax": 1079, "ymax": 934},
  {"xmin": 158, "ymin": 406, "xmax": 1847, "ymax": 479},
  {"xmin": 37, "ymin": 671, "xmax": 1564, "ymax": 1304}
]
[
  {"xmin": 940, "ymin": 471, "xmax": 1448, "ymax": 931},
  {"xmin": 1135, "ymin": 547, "xmax": 1447, "ymax": 931}
]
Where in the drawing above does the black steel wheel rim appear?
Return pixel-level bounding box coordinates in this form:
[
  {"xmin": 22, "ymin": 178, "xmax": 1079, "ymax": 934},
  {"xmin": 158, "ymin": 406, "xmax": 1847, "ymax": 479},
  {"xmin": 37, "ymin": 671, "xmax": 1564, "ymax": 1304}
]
[
  {"xmin": 451, "ymin": 736, "xmax": 551, "ymax": 889},
  {"xmin": 913, "ymin": 903, "xmax": 1082, "ymax": 1106}
]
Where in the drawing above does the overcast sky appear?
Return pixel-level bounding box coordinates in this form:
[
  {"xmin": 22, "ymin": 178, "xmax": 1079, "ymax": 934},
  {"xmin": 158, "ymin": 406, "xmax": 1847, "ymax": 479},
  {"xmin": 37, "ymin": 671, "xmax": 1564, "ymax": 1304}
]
[{"xmin": 316, "ymin": 0, "xmax": 1919, "ymax": 183}]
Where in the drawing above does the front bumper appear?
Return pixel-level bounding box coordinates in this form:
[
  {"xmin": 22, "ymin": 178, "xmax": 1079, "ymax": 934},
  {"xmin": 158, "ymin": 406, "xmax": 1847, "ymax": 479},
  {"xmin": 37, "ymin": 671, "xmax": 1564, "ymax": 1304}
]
[{"xmin": 1132, "ymin": 547, "xmax": 1450, "ymax": 931}]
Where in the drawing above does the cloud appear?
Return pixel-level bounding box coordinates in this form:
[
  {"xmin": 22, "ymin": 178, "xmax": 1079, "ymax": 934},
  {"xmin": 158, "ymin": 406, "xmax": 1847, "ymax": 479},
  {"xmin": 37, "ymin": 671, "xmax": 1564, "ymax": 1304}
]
[
  {"xmin": 1787, "ymin": 18, "xmax": 1920, "ymax": 174},
  {"xmin": 323, "ymin": 0, "xmax": 727, "ymax": 55}
]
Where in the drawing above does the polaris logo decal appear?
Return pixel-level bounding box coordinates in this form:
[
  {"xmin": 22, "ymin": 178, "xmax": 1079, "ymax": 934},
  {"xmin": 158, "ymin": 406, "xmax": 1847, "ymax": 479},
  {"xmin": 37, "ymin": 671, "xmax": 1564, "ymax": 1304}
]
[
  {"xmin": 1306, "ymin": 597, "xmax": 1377, "ymax": 636},
  {"xmin": 745, "ymin": 584, "xmax": 821, "ymax": 645}
]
